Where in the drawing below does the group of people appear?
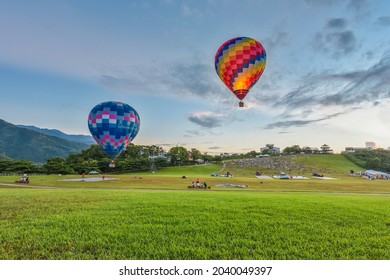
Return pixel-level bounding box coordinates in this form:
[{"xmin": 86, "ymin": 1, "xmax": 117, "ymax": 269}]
[
  {"xmin": 16, "ymin": 176, "xmax": 29, "ymax": 183},
  {"xmin": 189, "ymin": 178, "xmax": 210, "ymax": 189}
]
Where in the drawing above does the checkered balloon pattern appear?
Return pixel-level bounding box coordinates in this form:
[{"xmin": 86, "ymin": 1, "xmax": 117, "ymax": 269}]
[
  {"xmin": 215, "ymin": 37, "xmax": 266, "ymax": 101},
  {"xmin": 88, "ymin": 101, "xmax": 140, "ymax": 160}
]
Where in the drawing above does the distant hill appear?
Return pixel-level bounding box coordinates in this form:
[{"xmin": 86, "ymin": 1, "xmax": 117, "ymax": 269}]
[
  {"xmin": 0, "ymin": 119, "xmax": 90, "ymax": 163},
  {"xmin": 0, "ymin": 153, "xmax": 11, "ymax": 161},
  {"xmin": 17, "ymin": 125, "xmax": 95, "ymax": 145}
]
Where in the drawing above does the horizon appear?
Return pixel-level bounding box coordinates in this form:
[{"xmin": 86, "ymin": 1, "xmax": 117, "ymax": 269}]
[{"xmin": 2, "ymin": 117, "xmax": 387, "ymax": 155}]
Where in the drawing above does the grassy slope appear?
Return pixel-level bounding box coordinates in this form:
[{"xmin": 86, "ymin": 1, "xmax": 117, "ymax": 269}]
[
  {"xmin": 224, "ymin": 154, "xmax": 363, "ymax": 177},
  {"xmin": 295, "ymin": 154, "xmax": 363, "ymax": 174}
]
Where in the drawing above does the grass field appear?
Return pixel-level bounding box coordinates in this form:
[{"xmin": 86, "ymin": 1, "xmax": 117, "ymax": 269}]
[{"xmin": 1, "ymin": 155, "xmax": 389, "ymax": 260}]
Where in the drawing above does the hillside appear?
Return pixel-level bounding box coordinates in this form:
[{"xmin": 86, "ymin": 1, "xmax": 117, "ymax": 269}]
[
  {"xmin": 17, "ymin": 125, "xmax": 95, "ymax": 145},
  {"xmin": 343, "ymin": 150, "xmax": 390, "ymax": 172},
  {"xmin": 0, "ymin": 119, "xmax": 90, "ymax": 163},
  {"xmin": 0, "ymin": 153, "xmax": 11, "ymax": 161}
]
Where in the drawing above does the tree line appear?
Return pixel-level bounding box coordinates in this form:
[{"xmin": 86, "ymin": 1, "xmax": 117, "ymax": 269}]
[
  {"xmin": 342, "ymin": 149, "xmax": 390, "ymax": 172},
  {"xmin": 7, "ymin": 142, "xmax": 386, "ymax": 175},
  {"xmin": 0, "ymin": 144, "xmax": 261, "ymax": 175}
]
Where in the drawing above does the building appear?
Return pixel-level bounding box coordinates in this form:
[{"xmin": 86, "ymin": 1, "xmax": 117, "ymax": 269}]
[
  {"xmin": 345, "ymin": 147, "xmax": 368, "ymax": 153},
  {"xmin": 302, "ymin": 146, "xmax": 320, "ymax": 154},
  {"xmin": 260, "ymin": 144, "xmax": 280, "ymax": 154},
  {"xmin": 365, "ymin": 141, "xmax": 377, "ymax": 149},
  {"xmin": 345, "ymin": 142, "xmax": 377, "ymax": 153},
  {"xmin": 320, "ymin": 144, "xmax": 333, "ymax": 154}
]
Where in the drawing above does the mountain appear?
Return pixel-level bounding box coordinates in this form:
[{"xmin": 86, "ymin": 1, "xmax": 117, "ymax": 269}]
[
  {"xmin": 0, "ymin": 153, "xmax": 11, "ymax": 161},
  {"xmin": 17, "ymin": 125, "xmax": 95, "ymax": 145},
  {"xmin": 0, "ymin": 119, "xmax": 90, "ymax": 163}
]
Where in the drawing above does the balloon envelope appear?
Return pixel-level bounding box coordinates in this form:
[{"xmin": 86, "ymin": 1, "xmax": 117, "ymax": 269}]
[
  {"xmin": 215, "ymin": 37, "xmax": 266, "ymax": 103},
  {"xmin": 88, "ymin": 101, "xmax": 140, "ymax": 160}
]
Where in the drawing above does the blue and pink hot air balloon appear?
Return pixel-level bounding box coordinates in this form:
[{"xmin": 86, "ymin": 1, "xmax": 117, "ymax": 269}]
[{"xmin": 88, "ymin": 101, "xmax": 140, "ymax": 166}]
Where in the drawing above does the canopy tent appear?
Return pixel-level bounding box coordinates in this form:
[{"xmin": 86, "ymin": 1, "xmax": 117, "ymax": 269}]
[{"xmin": 365, "ymin": 170, "xmax": 390, "ymax": 180}]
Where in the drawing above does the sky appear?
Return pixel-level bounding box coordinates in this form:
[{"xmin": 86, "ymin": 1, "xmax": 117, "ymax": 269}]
[{"xmin": 0, "ymin": 0, "xmax": 389, "ymax": 154}]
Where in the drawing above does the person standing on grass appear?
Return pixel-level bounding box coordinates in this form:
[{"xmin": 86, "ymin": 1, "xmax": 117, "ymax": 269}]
[{"xmin": 196, "ymin": 178, "xmax": 200, "ymax": 188}]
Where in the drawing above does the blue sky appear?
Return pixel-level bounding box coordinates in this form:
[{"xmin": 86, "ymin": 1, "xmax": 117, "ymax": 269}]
[{"xmin": 0, "ymin": 0, "xmax": 389, "ymax": 154}]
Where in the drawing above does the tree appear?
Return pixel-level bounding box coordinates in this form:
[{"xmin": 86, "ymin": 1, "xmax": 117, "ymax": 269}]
[
  {"xmin": 246, "ymin": 150, "xmax": 258, "ymax": 158},
  {"xmin": 43, "ymin": 158, "xmax": 75, "ymax": 174},
  {"xmin": 168, "ymin": 146, "xmax": 189, "ymax": 166},
  {"xmin": 367, "ymin": 157, "xmax": 381, "ymax": 169},
  {"xmin": 1, "ymin": 160, "xmax": 42, "ymax": 174},
  {"xmin": 190, "ymin": 148, "xmax": 202, "ymax": 161},
  {"xmin": 80, "ymin": 145, "xmax": 106, "ymax": 160},
  {"xmin": 72, "ymin": 159, "xmax": 100, "ymax": 174},
  {"xmin": 283, "ymin": 145, "xmax": 302, "ymax": 154},
  {"xmin": 97, "ymin": 158, "xmax": 112, "ymax": 173},
  {"xmin": 121, "ymin": 144, "xmax": 143, "ymax": 159}
]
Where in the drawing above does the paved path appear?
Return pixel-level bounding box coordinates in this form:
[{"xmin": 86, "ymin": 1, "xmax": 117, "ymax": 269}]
[{"xmin": 0, "ymin": 183, "xmax": 57, "ymax": 189}]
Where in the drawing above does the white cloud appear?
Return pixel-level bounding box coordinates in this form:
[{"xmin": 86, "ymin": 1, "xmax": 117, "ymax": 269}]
[{"xmin": 188, "ymin": 112, "xmax": 225, "ymax": 128}]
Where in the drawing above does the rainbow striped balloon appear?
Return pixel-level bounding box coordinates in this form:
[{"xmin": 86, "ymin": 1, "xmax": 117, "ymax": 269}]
[
  {"xmin": 215, "ymin": 37, "xmax": 266, "ymax": 106},
  {"xmin": 88, "ymin": 101, "xmax": 140, "ymax": 160}
]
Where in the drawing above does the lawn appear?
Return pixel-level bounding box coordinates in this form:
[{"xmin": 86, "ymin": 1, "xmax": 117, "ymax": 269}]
[
  {"xmin": 1, "ymin": 157, "xmax": 389, "ymax": 260},
  {"xmin": 0, "ymin": 187, "xmax": 389, "ymax": 260}
]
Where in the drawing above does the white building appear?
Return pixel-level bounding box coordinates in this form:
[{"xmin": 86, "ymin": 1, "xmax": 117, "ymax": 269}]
[
  {"xmin": 345, "ymin": 142, "xmax": 377, "ymax": 153},
  {"xmin": 365, "ymin": 141, "xmax": 377, "ymax": 149},
  {"xmin": 260, "ymin": 144, "xmax": 280, "ymax": 154}
]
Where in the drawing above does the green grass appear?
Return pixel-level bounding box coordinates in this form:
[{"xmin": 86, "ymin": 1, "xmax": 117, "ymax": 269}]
[
  {"xmin": 0, "ymin": 188, "xmax": 389, "ymax": 260},
  {"xmin": 1, "ymin": 156, "xmax": 390, "ymax": 260},
  {"xmin": 296, "ymin": 154, "xmax": 363, "ymax": 173}
]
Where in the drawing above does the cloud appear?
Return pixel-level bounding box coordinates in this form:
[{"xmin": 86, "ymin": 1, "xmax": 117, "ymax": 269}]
[
  {"xmin": 273, "ymin": 51, "xmax": 390, "ymax": 110},
  {"xmin": 100, "ymin": 74, "xmax": 145, "ymax": 91},
  {"xmin": 208, "ymin": 146, "xmax": 221, "ymax": 150},
  {"xmin": 327, "ymin": 30, "xmax": 357, "ymax": 54},
  {"xmin": 99, "ymin": 60, "xmax": 223, "ymax": 101},
  {"xmin": 180, "ymin": 3, "xmax": 206, "ymax": 20},
  {"xmin": 375, "ymin": 16, "xmax": 390, "ymax": 27},
  {"xmin": 304, "ymin": 0, "xmax": 338, "ymax": 6},
  {"xmin": 188, "ymin": 112, "xmax": 225, "ymax": 128},
  {"xmin": 263, "ymin": 32, "xmax": 289, "ymax": 50},
  {"xmin": 313, "ymin": 30, "xmax": 358, "ymax": 57},
  {"xmin": 326, "ymin": 18, "xmax": 348, "ymax": 29},
  {"xmin": 265, "ymin": 120, "xmax": 318, "ymax": 129},
  {"xmin": 155, "ymin": 143, "xmax": 175, "ymax": 147},
  {"xmin": 167, "ymin": 62, "xmax": 221, "ymax": 98},
  {"xmin": 185, "ymin": 129, "xmax": 203, "ymax": 137},
  {"xmin": 264, "ymin": 112, "xmax": 345, "ymax": 129},
  {"xmin": 312, "ymin": 16, "xmax": 358, "ymax": 58},
  {"xmin": 347, "ymin": 0, "xmax": 368, "ymax": 11}
]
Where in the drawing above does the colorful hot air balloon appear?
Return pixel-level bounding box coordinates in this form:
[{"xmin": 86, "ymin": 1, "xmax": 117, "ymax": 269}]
[
  {"xmin": 215, "ymin": 37, "xmax": 266, "ymax": 107},
  {"xmin": 88, "ymin": 101, "xmax": 140, "ymax": 167}
]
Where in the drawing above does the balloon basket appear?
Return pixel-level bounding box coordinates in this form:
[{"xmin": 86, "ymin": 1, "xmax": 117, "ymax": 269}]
[
  {"xmin": 109, "ymin": 161, "xmax": 116, "ymax": 168},
  {"xmin": 239, "ymin": 101, "xmax": 244, "ymax": 107}
]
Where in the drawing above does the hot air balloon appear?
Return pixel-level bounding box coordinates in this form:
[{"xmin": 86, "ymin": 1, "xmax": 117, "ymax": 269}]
[
  {"xmin": 215, "ymin": 37, "xmax": 266, "ymax": 107},
  {"xmin": 88, "ymin": 101, "xmax": 140, "ymax": 167}
]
